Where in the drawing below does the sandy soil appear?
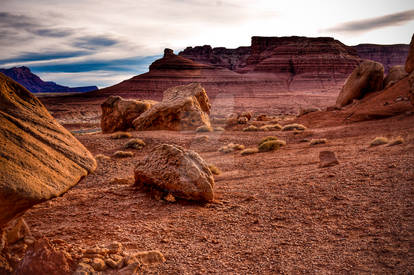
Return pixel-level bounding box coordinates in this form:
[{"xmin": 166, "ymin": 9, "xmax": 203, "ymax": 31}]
[{"xmin": 23, "ymin": 110, "xmax": 414, "ymax": 274}]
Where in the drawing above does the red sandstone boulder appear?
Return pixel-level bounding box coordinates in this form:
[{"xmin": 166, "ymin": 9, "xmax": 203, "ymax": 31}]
[
  {"xmin": 383, "ymin": 65, "xmax": 408, "ymax": 88},
  {"xmin": 133, "ymin": 83, "xmax": 211, "ymax": 131},
  {"xmin": 101, "ymin": 95, "xmax": 157, "ymax": 133},
  {"xmin": 336, "ymin": 60, "xmax": 384, "ymax": 107},
  {"xmin": 134, "ymin": 144, "xmax": 215, "ymax": 202},
  {"xmin": 0, "ymin": 73, "xmax": 96, "ymax": 229},
  {"xmin": 405, "ymin": 34, "xmax": 414, "ymax": 73}
]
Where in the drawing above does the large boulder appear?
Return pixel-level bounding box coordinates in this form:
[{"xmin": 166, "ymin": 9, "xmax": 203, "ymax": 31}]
[
  {"xmin": 134, "ymin": 144, "xmax": 214, "ymax": 202},
  {"xmin": 0, "ymin": 73, "xmax": 96, "ymax": 228},
  {"xmin": 405, "ymin": 34, "xmax": 414, "ymax": 73},
  {"xmin": 133, "ymin": 83, "xmax": 211, "ymax": 131},
  {"xmin": 383, "ymin": 65, "xmax": 408, "ymax": 88},
  {"xmin": 101, "ymin": 96, "xmax": 157, "ymax": 133},
  {"xmin": 336, "ymin": 60, "xmax": 384, "ymax": 107}
]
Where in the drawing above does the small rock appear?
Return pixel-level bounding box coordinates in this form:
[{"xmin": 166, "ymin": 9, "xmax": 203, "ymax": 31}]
[
  {"xmin": 91, "ymin": 257, "xmax": 106, "ymax": 271},
  {"xmin": 164, "ymin": 193, "xmax": 176, "ymax": 202},
  {"xmin": 106, "ymin": 241, "xmax": 122, "ymax": 254},
  {"xmin": 118, "ymin": 263, "xmax": 141, "ymax": 275},
  {"xmin": 74, "ymin": 263, "xmax": 94, "ymax": 275},
  {"xmin": 105, "ymin": 254, "xmax": 124, "ymax": 269},
  {"xmin": 319, "ymin": 151, "xmax": 339, "ymax": 168}
]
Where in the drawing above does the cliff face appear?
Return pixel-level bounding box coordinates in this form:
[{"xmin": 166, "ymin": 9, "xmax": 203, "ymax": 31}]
[
  {"xmin": 0, "ymin": 66, "xmax": 97, "ymax": 93},
  {"xmin": 352, "ymin": 44, "xmax": 410, "ymax": 73}
]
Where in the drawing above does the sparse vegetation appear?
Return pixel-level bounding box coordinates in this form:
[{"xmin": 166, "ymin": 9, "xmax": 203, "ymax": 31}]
[
  {"xmin": 240, "ymin": 148, "xmax": 259, "ymax": 156},
  {"xmin": 310, "ymin": 138, "xmax": 327, "ymax": 145},
  {"xmin": 196, "ymin": 125, "xmax": 213, "ymax": 132},
  {"xmin": 219, "ymin": 143, "xmax": 245, "ymax": 153},
  {"xmin": 95, "ymin": 154, "xmax": 110, "ymax": 161},
  {"xmin": 112, "ymin": 151, "xmax": 134, "ymax": 158},
  {"xmin": 259, "ymin": 136, "xmax": 278, "ymax": 146},
  {"xmin": 214, "ymin": 127, "xmax": 225, "ymax": 132},
  {"xmin": 242, "ymin": 125, "xmax": 258, "ymax": 132},
  {"xmin": 110, "ymin": 131, "xmax": 132, "ymax": 139},
  {"xmin": 208, "ymin": 164, "xmax": 221, "ymax": 175},
  {"xmin": 194, "ymin": 135, "xmax": 209, "ymax": 143},
  {"xmin": 387, "ymin": 137, "xmax": 404, "ymax": 146},
  {"xmin": 125, "ymin": 138, "xmax": 146, "ymax": 149},
  {"xmin": 370, "ymin": 137, "xmax": 388, "ymax": 147},
  {"xmin": 260, "ymin": 124, "xmax": 282, "ymax": 131},
  {"xmin": 258, "ymin": 140, "xmax": 284, "ymax": 152},
  {"xmin": 282, "ymin": 123, "xmax": 306, "ymax": 131}
]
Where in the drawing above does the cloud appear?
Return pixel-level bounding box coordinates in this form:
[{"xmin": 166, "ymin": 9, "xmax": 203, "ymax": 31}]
[
  {"xmin": 73, "ymin": 36, "xmax": 120, "ymax": 49},
  {"xmin": 0, "ymin": 50, "xmax": 92, "ymax": 64},
  {"xmin": 324, "ymin": 10, "xmax": 414, "ymax": 33}
]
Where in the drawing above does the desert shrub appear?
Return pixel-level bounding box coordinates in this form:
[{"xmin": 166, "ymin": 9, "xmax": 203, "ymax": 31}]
[
  {"xmin": 214, "ymin": 127, "xmax": 225, "ymax": 132},
  {"xmin": 387, "ymin": 137, "xmax": 404, "ymax": 146},
  {"xmin": 238, "ymin": 117, "xmax": 249, "ymax": 124},
  {"xmin": 196, "ymin": 125, "xmax": 213, "ymax": 132},
  {"xmin": 125, "ymin": 138, "xmax": 146, "ymax": 149},
  {"xmin": 259, "ymin": 136, "xmax": 278, "ymax": 146},
  {"xmin": 194, "ymin": 135, "xmax": 209, "ymax": 143},
  {"xmin": 310, "ymin": 138, "xmax": 327, "ymax": 145},
  {"xmin": 242, "ymin": 125, "xmax": 258, "ymax": 132},
  {"xmin": 258, "ymin": 140, "xmax": 286, "ymax": 152},
  {"xmin": 240, "ymin": 148, "xmax": 259, "ymax": 156},
  {"xmin": 260, "ymin": 124, "xmax": 282, "ymax": 131},
  {"xmin": 110, "ymin": 131, "xmax": 132, "ymax": 139},
  {"xmin": 282, "ymin": 124, "xmax": 306, "ymax": 131},
  {"xmin": 370, "ymin": 137, "xmax": 388, "ymax": 147},
  {"xmin": 219, "ymin": 143, "xmax": 245, "ymax": 153},
  {"xmin": 208, "ymin": 164, "xmax": 221, "ymax": 175},
  {"xmin": 112, "ymin": 151, "xmax": 134, "ymax": 158},
  {"xmin": 95, "ymin": 154, "xmax": 110, "ymax": 161}
]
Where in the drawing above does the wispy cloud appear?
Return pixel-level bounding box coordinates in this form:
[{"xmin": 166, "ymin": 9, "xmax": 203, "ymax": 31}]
[
  {"xmin": 324, "ymin": 10, "xmax": 414, "ymax": 33},
  {"xmin": 0, "ymin": 50, "xmax": 92, "ymax": 64},
  {"xmin": 73, "ymin": 36, "xmax": 120, "ymax": 50}
]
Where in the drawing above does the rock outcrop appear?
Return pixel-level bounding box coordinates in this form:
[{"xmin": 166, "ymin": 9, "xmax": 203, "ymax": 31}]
[
  {"xmin": 353, "ymin": 44, "xmax": 410, "ymax": 73},
  {"xmin": 101, "ymin": 95, "xmax": 157, "ymax": 133},
  {"xmin": 134, "ymin": 144, "xmax": 214, "ymax": 202},
  {"xmin": 336, "ymin": 60, "xmax": 384, "ymax": 107},
  {"xmin": 0, "ymin": 73, "xmax": 96, "ymax": 228},
  {"xmin": 132, "ymin": 83, "xmax": 211, "ymax": 131},
  {"xmin": 0, "ymin": 66, "xmax": 97, "ymax": 93},
  {"xmin": 405, "ymin": 34, "xmax": 414, "ymax": 73},
  {"xmin": 383, "ymin": 65, "xmax": 408, "ymax": 88}
]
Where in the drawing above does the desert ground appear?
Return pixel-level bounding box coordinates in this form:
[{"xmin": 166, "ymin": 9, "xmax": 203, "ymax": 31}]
[{"xmin": 19, "ymin": 93, "xmax": 414, "ymax": 274}]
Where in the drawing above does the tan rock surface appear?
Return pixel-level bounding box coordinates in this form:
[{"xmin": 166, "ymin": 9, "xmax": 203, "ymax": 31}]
[
  {"xmin": 0, "ymin": 73, "xmax": 96, "ymax": 228},
  {"xmin": 383, "ymin": 65, "xmax": 407, "ymax": 88},
  {"xmin": 336, "ymin": 60, "xmax": 384, "ymax": 107},
  {"xmin": 133, "ymin": 83, "xmax": 211, "ymax": 131},
  {"xmin": 134, "ymin": 144, "xmax": 214, "ymax": 202}
]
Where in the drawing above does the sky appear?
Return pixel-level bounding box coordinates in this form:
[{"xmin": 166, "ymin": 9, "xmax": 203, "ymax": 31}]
[{"xmin": 0, "ymin": 0, "xmax": 413, "ymax": 88}]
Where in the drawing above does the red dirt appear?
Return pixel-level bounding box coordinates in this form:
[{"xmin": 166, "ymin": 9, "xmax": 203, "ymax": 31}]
[{"xmin": 23, "ymin": 110, "xmax": 414, "ymax": 273}]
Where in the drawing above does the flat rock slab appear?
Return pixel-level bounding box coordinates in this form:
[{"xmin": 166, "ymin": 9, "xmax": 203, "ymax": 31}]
[
  {"xmin": 319, "ymin": 151, "xmax": 339, "ymax": 168},
  {"xmin": 0, "ymin": 73, "xmax": 96, "ymax": 228}
]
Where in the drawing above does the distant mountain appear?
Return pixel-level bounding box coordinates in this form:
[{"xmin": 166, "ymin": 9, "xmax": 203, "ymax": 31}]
[{"xmin": 0, "ymin": 66, "xmax": 97, "ymax": 93}]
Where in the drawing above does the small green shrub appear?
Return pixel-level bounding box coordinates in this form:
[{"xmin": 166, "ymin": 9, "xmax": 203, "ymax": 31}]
[
  {"xmin": 125, "ymin": 138, "xmax": 146, "ymax": 149},
  {"xmin": 282, "ymin": 124, "xmax": 306, "ymax": 131},
  {"xmin": 110, "ymin": 131, "xmax": 132, "ymax": 139},
  {"xmin": 370, "ymin": 137, "xmax": 388, "ymax": 147}
]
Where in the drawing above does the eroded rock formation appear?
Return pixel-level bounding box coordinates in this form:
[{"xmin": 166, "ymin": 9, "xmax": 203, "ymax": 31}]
[
  {"xmin": 0, "ymin": 73, "xmax": 96, "ymax": 229},
  {"xmin": 336, "ymin": 60, "xmax": 384, "ymax": 107},
  {"xmin": 383, "ymin": 65, "xmax": 408, "ymax": 88},
  {"xmin": 132, "ymin": 83, "xmax": 211, "ymax": 131},
  {"xmin": 101, "ymin": 95, "xmax": 157, "ymax": 133},
  {"xmin": 134, "ymin": 144, "xmax": 215, "ymax": 202},
  {"xmin": 405, "ymin": 34, "xmax": 414, "ymax": 74}
]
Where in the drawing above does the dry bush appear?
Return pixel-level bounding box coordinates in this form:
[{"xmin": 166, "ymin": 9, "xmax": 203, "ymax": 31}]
[
  {"xmin": 214, "ymin": 127, "xmax": 225, "ymax": 132},
  {"xmin": 260, "ymin": 124, "xmax": 282, "ymax": 131},
  {"xmin": 387, "ymin": 136, "xmax": 404, "ymax": 146},
  {"xmin": 370, "ymin": 137, "xmax": 388, "ymax": 147},
  {"xmin": 208, "ymin": 164, "xmax": 221, "ymax": 175},
  {"xmin": 240, "ymin": 148, "xmax": 259, "ymax": 156},
  {"xmin": 194, "ymin": 135, "xmax": 209, "ymax": 143},
  {"xmin": 109, "ymin": 177, "xmax": 132, "ymax": 185},
  {"xmin": 310, "ymin": 138, "xmax": 327, "ymax": 145},
  {"xmin": 95, "ymin": 154, "xmax": 110, "ymax": 161},
  {"xmin": 259, "ymin": 136, "xmax": 278, "ymax": 146},
  {"xmin": 219, "ymin": 143, "xmax": 245, "ymax": 153},
  {"xmin": 196, "ymin": 125, "xmax": 213, "ymax": 132},
  {"xmin": 242, "ymin": 125, "xmax": 258, "ymax": 132},
  {"xmin": 112, "ymin": 151, "xmax": 134, "ymax": 158},
  {"xmin": 110, "ymin": 131, "xmax": 132, "ymax": 139},
  {"xmin": 125, "ymin": 138, "xmax": 146, "ymax": 149},
  {"xmin": 238, "ymin": 117, "xmax": 249, "ymax": 124},
  {"xmin": 258, "ymin": 140, "xmax": 286, "ymax": 152},
  {"xmin": 282, "ymin": 124, "xmax": 306, "ymax": 131}
]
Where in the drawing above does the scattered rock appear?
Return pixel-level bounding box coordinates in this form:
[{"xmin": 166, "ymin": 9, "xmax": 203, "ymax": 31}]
[
  {"xmin": 106, "ymin": 241, "xmax": 123, "ymax": 254},
  {"xmin": 133, "ymin": 83, "xmax": 211, "ymax": 131},
  {"xmin": 370, "ymin": 137, "xmax": 388, "ymax": 147},
  {"xmin": 405, "ymin": 34, "xmax": 414, "ymax": 73},
  {"xmin": 387, "ymin": 137, "xmax": 404, "ymax": 146},
  {"xmin": 384, "ymin": 65, "xmax": 408, "ymax": 88},
  {"xmin": 134, "ymin": 144, "xmax": 215, "ymax": 202},
  {"xmin": 15, "ymin": 238, "xmax": 72, "ymax": 275},
  {"xmin": 0, "ymin": 73, "xmax": 96, "ymax": 229},
  {"xmin": 237, "ymin": 116, "xmax": 249, "ymax": 124},
  {"xmin": 127, "ymin": 250, "xmax": 166, "ymax": 265},
  {"xmin": 101, "ymin": 95, "xmax": 156, "ymax": 133},
  {"xmin": 91, "ymin": 257, "xmax": 106, "ymax": 271},
  {"xmin": 73, "ymin": 263, "xmax": 94, "ymax": 275},
  {"xmin": 319, "ymin": 151, "xmax": 339, "ymax": 168},
  {"xmin": 299, "ymin": 107, "xmax": 320, "ymax": 116},
  {"xmin": 336, "ymin": 60, "xmax": 384, "ymax": 107},
  {"xmin": 256, "ymin": 114, "xmax": 271, "ymax": 121},
  {"xmin": 163, "ymin": 193, "xmax": 176, "ymax": 203}
]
